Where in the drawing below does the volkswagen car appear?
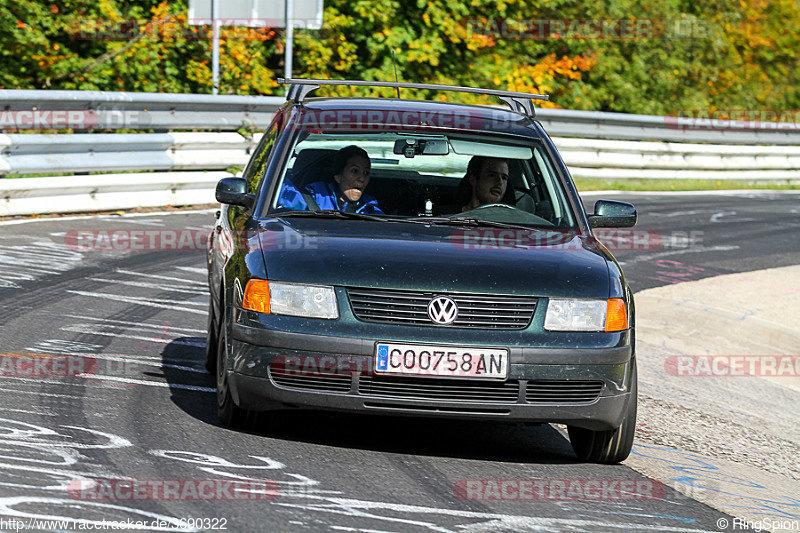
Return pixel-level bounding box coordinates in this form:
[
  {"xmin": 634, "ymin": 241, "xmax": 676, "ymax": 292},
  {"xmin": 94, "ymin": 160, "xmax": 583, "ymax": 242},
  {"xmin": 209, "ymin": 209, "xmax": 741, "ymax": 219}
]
[{"xmin": 206, "ymin": 79, "xmax": 638, "ymax": 464}]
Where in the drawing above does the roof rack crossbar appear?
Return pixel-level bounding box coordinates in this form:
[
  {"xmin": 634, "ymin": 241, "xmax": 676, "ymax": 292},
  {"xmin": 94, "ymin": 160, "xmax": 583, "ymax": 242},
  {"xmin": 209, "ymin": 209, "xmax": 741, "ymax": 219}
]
[{"xmin": 277, "ymin": 78, "xmax": 549, "ymax": 117}]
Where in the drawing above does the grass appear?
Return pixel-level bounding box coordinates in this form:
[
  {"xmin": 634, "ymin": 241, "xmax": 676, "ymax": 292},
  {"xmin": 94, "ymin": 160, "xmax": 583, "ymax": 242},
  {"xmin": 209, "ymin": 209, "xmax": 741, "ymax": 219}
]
[{"xmin": 573, "ymin": 178, "xmax": 800, "ymax": 191}]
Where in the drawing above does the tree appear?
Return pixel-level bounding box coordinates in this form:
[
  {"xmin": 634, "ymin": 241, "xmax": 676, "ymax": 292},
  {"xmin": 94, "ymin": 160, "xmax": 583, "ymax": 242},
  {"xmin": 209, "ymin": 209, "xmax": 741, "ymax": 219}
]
[
  {"xmin": 1, "ymin": 0, "xmax": 798, "ymax": 115},
  {"xmin": 1, "ymin": 0, "xmax": 279, "ymax": 94}
]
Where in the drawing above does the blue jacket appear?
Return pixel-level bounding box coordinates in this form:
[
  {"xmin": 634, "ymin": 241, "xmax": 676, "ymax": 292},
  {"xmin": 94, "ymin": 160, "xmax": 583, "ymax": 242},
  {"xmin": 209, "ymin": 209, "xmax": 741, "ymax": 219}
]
[{"xmin": 278, "ymin": 180, "xmax": 384, "ymax": 214}]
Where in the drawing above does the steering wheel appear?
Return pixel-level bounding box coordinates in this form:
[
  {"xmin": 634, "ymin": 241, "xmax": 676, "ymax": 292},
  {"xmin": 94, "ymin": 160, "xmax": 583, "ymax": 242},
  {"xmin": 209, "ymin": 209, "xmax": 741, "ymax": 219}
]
[
  {"xmin": 442, "ymin": 203, "xmax": 508, "ymax": 218},
  {"xmin": 456, "ymin": 202, "xmax": 555, "ymax": 226},
  {"xmin": 453, "ymin": 203, "xmax": 517, "ymax": 217},
  {"xmin": 469, "ymin": 203, "xmax": 516, "ymax": 211}
]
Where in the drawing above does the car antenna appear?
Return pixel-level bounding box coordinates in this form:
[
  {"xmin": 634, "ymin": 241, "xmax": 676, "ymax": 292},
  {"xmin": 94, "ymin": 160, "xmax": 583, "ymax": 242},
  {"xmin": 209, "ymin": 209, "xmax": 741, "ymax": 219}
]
[{"xmin": 391, "ymin": 49, "xmax": 401, "ymax": 98}]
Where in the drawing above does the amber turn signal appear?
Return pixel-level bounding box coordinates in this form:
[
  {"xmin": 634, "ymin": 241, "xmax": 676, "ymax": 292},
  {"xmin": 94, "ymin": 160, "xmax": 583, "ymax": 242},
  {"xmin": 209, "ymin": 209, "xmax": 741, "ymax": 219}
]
[
  {"xmin": 243, "ymin": 279, "xmax": 270, "ymax": 314},
  {"xmin": 605, "ymin": 298, "xmax": 628, "ymax": 332}
]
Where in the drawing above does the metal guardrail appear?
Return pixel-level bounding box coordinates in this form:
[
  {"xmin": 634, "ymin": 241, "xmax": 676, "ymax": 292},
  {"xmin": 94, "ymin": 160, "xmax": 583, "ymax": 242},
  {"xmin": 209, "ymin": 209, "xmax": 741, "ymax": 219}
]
[
  {"xmin": 0, "ymin": 89, "xmax": 283, "ymax": 131},
  {"xmin": 536, "ymin": 108, "xmax": 800, "ymax": 145},
  {"xmin": 554, "ymin": 137, "xmax": 800, "ymax": 180},
  {"xmin": 1, "ymin": 89, "xmax": 799, "ymax": 216},
  {"xmin": 0, "ymin": 132, "xmax": 253, "ymax": 174},
  {"xmin": 0, "ymin": 171, "xmax": 227, "ymax": 216}
]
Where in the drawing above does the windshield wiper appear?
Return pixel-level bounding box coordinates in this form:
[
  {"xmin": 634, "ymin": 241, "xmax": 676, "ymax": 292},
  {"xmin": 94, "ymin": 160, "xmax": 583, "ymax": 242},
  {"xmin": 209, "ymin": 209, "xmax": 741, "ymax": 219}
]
[
  {"xmin": 405, "ymin": 216, "xmax": 539, "ymax": 231},
  {"xmin": 273, "ymin": 210, "xmax": 538, "ymax": 230},
  {"xmin": 273, "ymin": 209, "xmax": 388, "ymax": 222},
  {"xmin": 273, "ymin": 209, "xmax": 440, "ymax": 225}
]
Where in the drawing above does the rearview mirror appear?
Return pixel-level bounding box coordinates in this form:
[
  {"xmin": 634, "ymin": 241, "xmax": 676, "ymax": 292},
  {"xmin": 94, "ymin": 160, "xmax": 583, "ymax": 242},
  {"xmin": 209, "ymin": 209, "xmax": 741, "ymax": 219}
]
[
  {"xmin": 393, "ymin": 138, "xmax": 449, "ymax": 158},
  {"xmin": 215, "ymin": 178, "xmax": 255, "ymax": 209},
  {"xmin": 588, "ymin": 200, "xmax": 637, "ymax": 228}
]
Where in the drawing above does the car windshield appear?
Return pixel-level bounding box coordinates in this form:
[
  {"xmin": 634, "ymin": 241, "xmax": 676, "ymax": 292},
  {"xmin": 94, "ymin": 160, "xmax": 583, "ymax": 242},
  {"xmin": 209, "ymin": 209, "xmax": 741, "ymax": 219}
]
[{"xmin": 265, "ymin": 131, "xmax": 576, "ymax": 229}]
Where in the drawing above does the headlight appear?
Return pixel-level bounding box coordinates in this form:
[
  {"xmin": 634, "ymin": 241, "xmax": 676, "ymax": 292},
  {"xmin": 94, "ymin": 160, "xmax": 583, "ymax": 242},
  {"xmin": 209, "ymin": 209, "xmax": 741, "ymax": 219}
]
[
  {"xmin": 544, "ymin": 298, "xmax": 628, "ymax": 332},
  {"xmin": 243, "ymin": 280, "xmax": 338, "ymax": 319}
]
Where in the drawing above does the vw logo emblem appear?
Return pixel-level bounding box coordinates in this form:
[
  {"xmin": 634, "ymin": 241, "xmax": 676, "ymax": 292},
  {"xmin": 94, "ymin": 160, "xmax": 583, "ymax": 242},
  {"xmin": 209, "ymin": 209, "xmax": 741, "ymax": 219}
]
[{"xmin": 427, "ymin": 296, "xmax": 458, "ymax": 325}]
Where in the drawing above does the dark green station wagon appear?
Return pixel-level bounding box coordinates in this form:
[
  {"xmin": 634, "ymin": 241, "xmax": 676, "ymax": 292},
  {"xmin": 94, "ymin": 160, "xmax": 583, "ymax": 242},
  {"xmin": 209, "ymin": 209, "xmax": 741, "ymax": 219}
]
[{"xmin": 206, "ymin": 79, "xmax": 638, "ymax": 464}]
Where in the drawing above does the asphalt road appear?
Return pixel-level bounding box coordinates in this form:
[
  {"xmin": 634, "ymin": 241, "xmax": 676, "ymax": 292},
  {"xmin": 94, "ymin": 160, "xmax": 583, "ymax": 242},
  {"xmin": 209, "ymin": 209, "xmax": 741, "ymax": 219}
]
[
  {"xmin": 581, "ymin": 190, "xmax": 800, "ymax": 291},
  {"xmin": 0, "ymin": 191, "xmax": 797, "ymax": 532}
]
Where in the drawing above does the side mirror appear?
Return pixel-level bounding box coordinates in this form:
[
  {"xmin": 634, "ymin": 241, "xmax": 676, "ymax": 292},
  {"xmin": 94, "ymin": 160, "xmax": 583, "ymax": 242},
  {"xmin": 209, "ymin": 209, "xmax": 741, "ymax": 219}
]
[
  {"xmin": 588, "ymin": 200, "xmax": 637, "ymax": 228},
  {"xmin": 215, "ymin": 178, "xmax": 255, "ymax": 209}
]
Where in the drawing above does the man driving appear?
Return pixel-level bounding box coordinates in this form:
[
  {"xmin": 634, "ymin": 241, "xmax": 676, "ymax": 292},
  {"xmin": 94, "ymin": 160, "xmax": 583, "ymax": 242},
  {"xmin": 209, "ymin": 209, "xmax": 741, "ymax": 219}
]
[{"xmin": 461, "ymin": 156, "xmax": 510, "ymax": 211}]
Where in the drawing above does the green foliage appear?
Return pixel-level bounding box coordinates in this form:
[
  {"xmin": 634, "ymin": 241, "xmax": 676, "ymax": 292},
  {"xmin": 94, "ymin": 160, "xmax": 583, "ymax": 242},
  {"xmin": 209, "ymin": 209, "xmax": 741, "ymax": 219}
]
[
  {"xmin": 294, "ymin": 0, "xmax": 800, "ymax": 113},
  {"xmin": 0, "ymin": 0, "xmax": 798, "ymax": 115},
  {"xmin": 0, "ymin": 0, "xmax": 278, "ymax": 93}
]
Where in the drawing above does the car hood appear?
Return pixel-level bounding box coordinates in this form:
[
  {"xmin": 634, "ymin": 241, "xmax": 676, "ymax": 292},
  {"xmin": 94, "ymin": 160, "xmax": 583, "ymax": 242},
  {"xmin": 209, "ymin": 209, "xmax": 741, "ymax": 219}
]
[{"xmin": 257, "ymin": 218, "xmax": 611, "ymax": 298}]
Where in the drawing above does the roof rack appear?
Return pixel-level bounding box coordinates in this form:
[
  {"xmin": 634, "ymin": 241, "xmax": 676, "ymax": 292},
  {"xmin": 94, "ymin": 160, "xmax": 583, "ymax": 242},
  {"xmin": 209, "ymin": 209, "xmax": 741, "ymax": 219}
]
[{"xmin": 277, "ymin": 78, "xmax": 549, "ymax": 118}]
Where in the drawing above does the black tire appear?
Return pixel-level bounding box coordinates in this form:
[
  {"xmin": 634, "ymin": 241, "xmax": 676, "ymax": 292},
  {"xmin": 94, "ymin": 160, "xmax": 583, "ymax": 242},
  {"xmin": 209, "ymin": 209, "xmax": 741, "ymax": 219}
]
[
  {"xmin": 205, "ymin": 296, "xmax": 219, "ymax": 374},
  {"xmin": 568, "ymin": 361, "xmax": 637, "ymax": 464},
  {"xmin": 216, "ymin": 321, "xmax": 253, "ymax": 428}
]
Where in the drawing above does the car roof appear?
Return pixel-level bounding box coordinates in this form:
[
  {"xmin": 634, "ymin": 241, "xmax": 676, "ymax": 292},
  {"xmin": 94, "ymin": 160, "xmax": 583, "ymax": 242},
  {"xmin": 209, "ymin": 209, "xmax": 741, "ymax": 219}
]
[{"xmin": 287, "ymin": 97, "xmax": 543, "ymax": 137}]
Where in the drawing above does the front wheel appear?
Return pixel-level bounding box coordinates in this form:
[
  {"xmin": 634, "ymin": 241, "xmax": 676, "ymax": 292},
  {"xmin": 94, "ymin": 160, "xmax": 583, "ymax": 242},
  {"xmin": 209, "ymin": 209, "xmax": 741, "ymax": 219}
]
[
  {"xmin": 567, "ymin": 361, "xmax": 637, "ymax": 464},
  {"xmin": 216, "ymin": 322, "xmax": 254, "ymax": 428},
  {"xmin": 205, "ymin": 296, "xmax": 219, "ymax": 374}
]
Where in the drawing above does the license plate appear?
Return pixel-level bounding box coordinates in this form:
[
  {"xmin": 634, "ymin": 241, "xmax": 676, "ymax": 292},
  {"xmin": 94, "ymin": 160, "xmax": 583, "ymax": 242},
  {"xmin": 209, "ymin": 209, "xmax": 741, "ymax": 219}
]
[{"xmin": 374, "ymin": 342, "xmax": 508, "ymax": 379}]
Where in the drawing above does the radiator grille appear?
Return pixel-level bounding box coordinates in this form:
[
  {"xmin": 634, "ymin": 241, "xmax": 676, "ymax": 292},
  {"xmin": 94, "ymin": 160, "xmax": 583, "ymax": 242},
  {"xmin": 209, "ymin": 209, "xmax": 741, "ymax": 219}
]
[
  {"xmin": 358, "ymin": 376, "xmax": 520, "ymax": 403},
  {"xmin": 270, "ymin": 372, "xmax": 351, "ymax": 393},
  {"xmin": 269, "ymin": 372, "xmax": 604, "ymax": 405},
  {"xmin": 525, "ymin": 380, "xmax": 604, "ymax": 403},
  {"xmin": 347, "ymin": 288, "xmax": 537, "ymax": 329}
]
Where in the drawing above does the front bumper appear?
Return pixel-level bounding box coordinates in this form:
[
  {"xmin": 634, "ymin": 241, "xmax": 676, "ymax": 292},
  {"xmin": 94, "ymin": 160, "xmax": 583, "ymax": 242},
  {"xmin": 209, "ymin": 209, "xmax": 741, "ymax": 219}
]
[{"xmin": 227, "ymin": 320, "xmax": 635, "ymax": 431}]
